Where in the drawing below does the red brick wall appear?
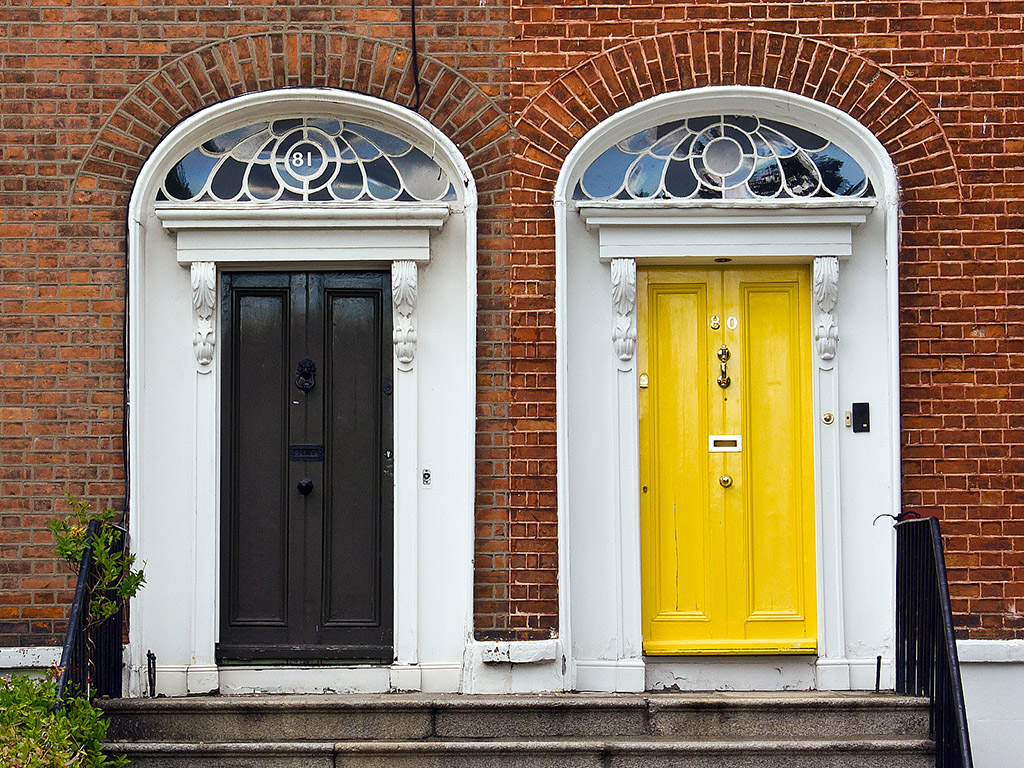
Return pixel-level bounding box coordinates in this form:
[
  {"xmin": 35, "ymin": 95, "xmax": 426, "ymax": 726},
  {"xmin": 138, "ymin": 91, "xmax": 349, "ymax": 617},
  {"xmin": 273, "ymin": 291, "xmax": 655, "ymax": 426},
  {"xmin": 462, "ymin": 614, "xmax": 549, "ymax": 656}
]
[
  {"xmin": 0, "ymin": 1, "xmax": 520, "ymax": 646},
  {"xmin": 2, "ymin": 0, "xmax": 1023, "ymax": 645},
  {"xmin": 506, "ymin": 1, "xmax": 1024, "ymax": 640}
]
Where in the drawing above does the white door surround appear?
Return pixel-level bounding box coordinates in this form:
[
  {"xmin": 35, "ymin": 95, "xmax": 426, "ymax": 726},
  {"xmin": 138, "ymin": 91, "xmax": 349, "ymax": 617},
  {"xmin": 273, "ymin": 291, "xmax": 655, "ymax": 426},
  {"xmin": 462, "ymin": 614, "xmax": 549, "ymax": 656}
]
[
  {"xmin": 126, "ymin": 89, "xmax": 477, "ymax": 695},
  {"xmin": 555, "ymin": 87, "xmax": 902, "ymax": 692}
]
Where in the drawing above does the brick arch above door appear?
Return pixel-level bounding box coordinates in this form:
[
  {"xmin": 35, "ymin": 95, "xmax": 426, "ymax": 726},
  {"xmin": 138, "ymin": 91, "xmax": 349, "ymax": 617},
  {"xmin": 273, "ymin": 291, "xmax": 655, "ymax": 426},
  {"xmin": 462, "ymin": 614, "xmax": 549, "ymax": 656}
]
[
  {"xmin": 514, "ymin": 29, "xmax": 961, "ymax": 202},
  {"xmin": 70, "ymin": 30, "xmax": 515, "ymax": 211}
]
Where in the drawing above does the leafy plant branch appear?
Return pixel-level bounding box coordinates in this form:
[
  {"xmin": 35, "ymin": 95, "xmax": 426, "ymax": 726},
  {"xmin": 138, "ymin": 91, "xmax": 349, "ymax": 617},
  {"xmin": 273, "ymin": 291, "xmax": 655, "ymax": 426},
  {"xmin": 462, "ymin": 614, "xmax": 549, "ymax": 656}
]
[{"xmin": 47, "ymin": 494, "xmax": 145, "ymax": 627}]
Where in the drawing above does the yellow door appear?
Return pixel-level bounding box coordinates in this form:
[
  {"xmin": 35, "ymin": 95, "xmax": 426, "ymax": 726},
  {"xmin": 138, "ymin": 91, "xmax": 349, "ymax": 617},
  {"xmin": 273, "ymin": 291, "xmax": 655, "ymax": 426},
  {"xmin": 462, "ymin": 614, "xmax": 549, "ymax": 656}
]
[{"xmin": 638, "ymin": 265, "xmax": 816, "ymax": 655}]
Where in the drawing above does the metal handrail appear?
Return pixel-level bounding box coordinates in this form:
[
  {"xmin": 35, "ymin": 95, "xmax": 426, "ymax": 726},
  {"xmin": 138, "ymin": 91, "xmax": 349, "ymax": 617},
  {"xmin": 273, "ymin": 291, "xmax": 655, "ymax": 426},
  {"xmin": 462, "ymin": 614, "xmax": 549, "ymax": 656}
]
[
  {"xmin": 55, "ymin": 519, "xmax": 124, "ymax": 704},
  {"xmin": 895, "ymin": 515, "xmax": 973, "ymax": 768}
]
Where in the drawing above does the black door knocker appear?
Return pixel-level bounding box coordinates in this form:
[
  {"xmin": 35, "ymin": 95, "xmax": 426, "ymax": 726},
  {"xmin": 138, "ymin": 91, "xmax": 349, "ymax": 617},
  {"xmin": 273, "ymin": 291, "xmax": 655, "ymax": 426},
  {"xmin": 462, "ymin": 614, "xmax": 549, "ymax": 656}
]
[{"xmin": 295, "ymin": 358, "xmax": 316, "ymax": 392}]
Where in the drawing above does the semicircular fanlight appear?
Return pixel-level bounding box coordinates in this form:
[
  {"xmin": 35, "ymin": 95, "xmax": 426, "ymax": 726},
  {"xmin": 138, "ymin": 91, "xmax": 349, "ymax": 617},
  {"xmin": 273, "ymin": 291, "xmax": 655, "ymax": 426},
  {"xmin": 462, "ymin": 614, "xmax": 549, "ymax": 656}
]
[
  {"xmin": 574, "ymin": 115, "xmax": 874, "ymax": 202},
  {"xmin": 157, "ymin": 118, "xmax": 458, "ymax": 204}
]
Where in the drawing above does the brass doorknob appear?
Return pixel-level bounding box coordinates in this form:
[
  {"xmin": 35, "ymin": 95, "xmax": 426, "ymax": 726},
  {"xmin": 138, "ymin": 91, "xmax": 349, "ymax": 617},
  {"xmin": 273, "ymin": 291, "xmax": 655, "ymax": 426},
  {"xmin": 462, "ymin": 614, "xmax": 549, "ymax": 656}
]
[{"xmin": 719, "ymin": 474, "xmax": 733, "ymax": 488}]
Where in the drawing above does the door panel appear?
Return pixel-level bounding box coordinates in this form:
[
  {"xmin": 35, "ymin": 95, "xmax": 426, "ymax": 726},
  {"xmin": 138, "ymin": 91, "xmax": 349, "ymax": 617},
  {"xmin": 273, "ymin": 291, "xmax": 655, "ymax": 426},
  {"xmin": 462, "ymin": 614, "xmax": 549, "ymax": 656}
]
[
  {"xmin": 644, "ymin": 283, "xmax": 711, "ymax": 625},
  {"xmin": 639, "ymin": 265, "xmax": 815, "ymax": 655},
  {"xmin": 229, "ymin": 289, "xmax": 290, "ymax": 629},
  {"xmin": 219, "ymin": 271, "xmax": 393, "ymax": 662},
  {"xmin": 323, "ymin": 285, "xmax": 385, "ymax": 628}
]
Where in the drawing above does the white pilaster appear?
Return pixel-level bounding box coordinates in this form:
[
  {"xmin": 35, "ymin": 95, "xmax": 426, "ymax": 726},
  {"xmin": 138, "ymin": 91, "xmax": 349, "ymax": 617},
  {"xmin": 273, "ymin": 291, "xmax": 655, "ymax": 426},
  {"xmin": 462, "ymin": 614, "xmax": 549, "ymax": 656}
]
[
  {"xmin": 391, "ymin": 260, "xmax": 420, "ymax": 688},
  {"xmin": 812, "ymin": 255, "xmax": 848, "ymax": 689},
  {"xmin": 611, "ymin": 258, "xmax": 644, "ymax": 691}
]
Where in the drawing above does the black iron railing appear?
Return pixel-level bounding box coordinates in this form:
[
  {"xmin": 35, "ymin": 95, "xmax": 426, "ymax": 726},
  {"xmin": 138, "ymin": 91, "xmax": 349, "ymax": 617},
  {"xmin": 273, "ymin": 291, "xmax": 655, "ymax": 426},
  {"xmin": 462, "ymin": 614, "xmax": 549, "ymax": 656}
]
[
  {"xmin": 55, "ymin": 519, "xmax": 125, "ymax": 704},
  {"xmin": 895, "ymin": 514, "xmax": 973, "ymax": 768}
]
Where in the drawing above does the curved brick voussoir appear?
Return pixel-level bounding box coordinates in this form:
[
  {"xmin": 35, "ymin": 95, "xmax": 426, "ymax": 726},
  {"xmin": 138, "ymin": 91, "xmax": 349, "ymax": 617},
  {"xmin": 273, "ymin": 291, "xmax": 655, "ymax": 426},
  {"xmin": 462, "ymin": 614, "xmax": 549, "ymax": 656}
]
[
  {"xmin": 72, "ymin": 30, "xmax": 514, "ymax": 205},
  {"xmin": 516, "ymin": 29, "xmax": 961, "ymax": 200}
]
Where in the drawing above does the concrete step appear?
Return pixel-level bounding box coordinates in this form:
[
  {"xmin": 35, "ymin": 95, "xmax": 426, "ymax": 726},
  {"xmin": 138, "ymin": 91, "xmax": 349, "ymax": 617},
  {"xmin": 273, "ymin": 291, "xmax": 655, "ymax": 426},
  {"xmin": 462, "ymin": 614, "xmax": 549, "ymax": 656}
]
[
  {"xmin": 101, "ymin": 692, "xmax": 931, "ymax": 743},
  {"xmin": 105, "ymin": 737, "xmax": 935, "ymax": 768}
]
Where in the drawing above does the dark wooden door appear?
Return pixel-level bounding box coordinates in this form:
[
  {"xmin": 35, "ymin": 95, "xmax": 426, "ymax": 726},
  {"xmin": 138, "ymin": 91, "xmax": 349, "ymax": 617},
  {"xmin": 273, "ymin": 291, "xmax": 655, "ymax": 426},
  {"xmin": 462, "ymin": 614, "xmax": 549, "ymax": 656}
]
[{"xmin": 218, "ymin": 271, "xmax": 393, "ymax": 662}]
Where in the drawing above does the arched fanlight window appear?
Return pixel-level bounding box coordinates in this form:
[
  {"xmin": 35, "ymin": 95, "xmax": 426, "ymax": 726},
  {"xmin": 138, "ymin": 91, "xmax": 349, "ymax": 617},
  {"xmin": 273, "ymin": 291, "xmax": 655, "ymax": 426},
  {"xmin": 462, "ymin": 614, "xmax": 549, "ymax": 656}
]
[
  {"xmin": 157, "ymin": 117, "xmax": 458, "ymax": 204},
  {"xmin": 574, "ymin": 115, "xmax": 874, "ymax": 202}
]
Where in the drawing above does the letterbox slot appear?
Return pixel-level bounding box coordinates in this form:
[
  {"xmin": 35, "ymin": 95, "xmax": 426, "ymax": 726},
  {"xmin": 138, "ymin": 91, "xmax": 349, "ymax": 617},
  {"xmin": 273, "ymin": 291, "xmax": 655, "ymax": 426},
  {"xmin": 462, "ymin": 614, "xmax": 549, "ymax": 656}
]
[{"xmin": 708, "ymin": 435, "xmax": 742, "ymax": 452}]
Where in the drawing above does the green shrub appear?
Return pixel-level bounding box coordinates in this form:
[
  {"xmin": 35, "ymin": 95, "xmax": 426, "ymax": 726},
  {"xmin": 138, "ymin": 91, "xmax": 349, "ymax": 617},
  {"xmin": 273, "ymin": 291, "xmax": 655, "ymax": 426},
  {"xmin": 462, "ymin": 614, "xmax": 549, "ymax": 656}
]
[
  {"xmin": 47, "ymin": 494, "xmax": 145, "ymax": 626},
  {"xmin": 0, "ymin": 673, "xmax": 126, "ymax": 768}
]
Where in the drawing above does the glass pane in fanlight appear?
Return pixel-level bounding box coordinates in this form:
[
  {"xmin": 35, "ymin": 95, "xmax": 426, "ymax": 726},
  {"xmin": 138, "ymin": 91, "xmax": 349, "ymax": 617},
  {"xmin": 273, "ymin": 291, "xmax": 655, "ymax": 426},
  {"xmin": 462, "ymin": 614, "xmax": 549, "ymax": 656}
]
[
  {"xmin": 687, "ymin": 115, "xmax": 717, "ymax": 132},
  {"xmin": 394, "ymin": 147, "xmax": 449, "ymax": 201},
  {"xmin": 664, "ymin": 159, "xmax": 698, "ymax": 198},
  {"xmin": 747, "ymin": 156, "xmax": 783, "ymax": 197},
  {"xmin": 617, "ymin": 126, "xmax": 660, "ymax": 153},
  {"xmin": 275, "ymin": 130, "xmax": 302, "ymax": 159},
  {"xmin": 670, "ymin": 134, "xmax": 696, "ymax": 160},
  {"xmin": 808, "ymin": 144, "xmax": 867, "ymax": 196},
  {"xmin": 164, "ymin": 148, "xmax": 218, "ymax": 200},
  {"xmin": 751, "ymin": 132, "xmax": 775, "ymax": 158},
  {"xmin": 757, "ymin": 126, "xmax": 799, "ymax": 158},
  {"xmin": 305, "ymin": 128, "xmax": 339, "ymax": 160},
  {"xmin": 724, "ymin": 155, "xmax": 755, "ymax": 189},
  {"xmin": 163, "ymin": 151, "xmax": 207, "ymax": 201},
  {"xmin": 349, "ymin": 123, "xmax": 412, "ymax": 156},
  {"xmin": 271, "ymin": 119, "xmax": 302, "ymax": 136},
  {"xmin": 307, "ymin": 162, "xmax": 338, "ymax": 194},
  {"xmin": 201, "ymin": 122, "xmax": 267, "ymax": 154},
  {"xmin": 689, "ymin": 124, "xmax": 722, "ymax": 160},
  {"xmin": 624, "ymin": 154, "xmax": 665, "ymax": 198},
  {"xmin": 579, "ymin": 145, "xmax": 633, "ymax": 199},
  {"xmin": 761, "ymin": 119, "xmax": 829, "ymax": 151},
  {"xmin": 308, "ymin": 118, "xmax": 342, "ymax": 135},
  {"xmin": 365, "ymin": 157, "xmax": 402, "ymax": 200},
  {"xmin": 650, "ymin": 125, "xmax": 690, "ymax": 158},
  {"xmin": 331, "ymin": 162, "xmax": 364, "ymax": 200},
  {"xmin": 342, "ymin": 130, "xmax": 383, "ymax": 161},
  {"xmin": 729, "ymin": 115, "xmax": 759, "ymax": 133},
  {"xmin": 246, "ymin": 163, "xmax": 279, "ymax": 201},
  {"xmin": 722, "ymin": 124, "xmax": 754, "ymax": 155},
  {"xmin": 780, "ymin": 153, "xmax": 821, "ymax": 196},
  {"xmin": 230, "ymin": 131, "xmax": 272, "ymax": 162},
  {"xmin": 210, "ymin": 157, "xmax": 246, "ymax": 200}
]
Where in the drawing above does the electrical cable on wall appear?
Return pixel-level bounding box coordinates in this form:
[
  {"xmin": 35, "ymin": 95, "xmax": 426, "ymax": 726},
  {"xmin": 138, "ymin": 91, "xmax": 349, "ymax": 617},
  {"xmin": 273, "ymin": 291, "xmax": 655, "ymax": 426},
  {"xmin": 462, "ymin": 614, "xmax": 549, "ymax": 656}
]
[{"xmin": 410, "ymin": 0, "xmax": 422, "ymax": 109}]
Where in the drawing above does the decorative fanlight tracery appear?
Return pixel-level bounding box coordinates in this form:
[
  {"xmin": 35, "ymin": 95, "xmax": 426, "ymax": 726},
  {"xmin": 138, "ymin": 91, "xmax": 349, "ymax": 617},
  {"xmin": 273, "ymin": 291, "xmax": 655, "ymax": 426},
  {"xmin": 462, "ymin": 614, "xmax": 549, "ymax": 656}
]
[
  {"xmin": 157, "ymin": 117, "xmax": 458, "ymax": 204},
  {"xmin": 573, "ymin": 115, "xmax": 874, "ymax": 202}
]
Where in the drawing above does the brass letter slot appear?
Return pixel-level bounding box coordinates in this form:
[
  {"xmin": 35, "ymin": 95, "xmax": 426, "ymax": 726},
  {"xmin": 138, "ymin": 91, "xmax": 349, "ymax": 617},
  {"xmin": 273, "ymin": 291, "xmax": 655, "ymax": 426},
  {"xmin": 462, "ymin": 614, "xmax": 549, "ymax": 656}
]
[{"xmin": 708, "ymin": 435, "xmax": 742, "ymax": 453}]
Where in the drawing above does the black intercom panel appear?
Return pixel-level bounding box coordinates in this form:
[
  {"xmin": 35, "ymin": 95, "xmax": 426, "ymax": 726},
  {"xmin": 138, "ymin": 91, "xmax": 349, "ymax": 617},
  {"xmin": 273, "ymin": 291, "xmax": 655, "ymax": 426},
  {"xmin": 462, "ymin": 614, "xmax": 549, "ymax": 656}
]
[{"xmin": 852, "ymin": 402, "xmax": 870, "ymax": 433}]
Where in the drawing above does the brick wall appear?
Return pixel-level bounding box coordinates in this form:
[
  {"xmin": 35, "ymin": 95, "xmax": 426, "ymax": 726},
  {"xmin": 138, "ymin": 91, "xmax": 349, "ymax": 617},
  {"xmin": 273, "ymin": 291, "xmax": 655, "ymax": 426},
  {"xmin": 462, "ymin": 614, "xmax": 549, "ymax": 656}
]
[
  {"xmin": 506, "ymin": 1, "xmax": 1024, "ymax": 639},
  {"xmin": 2, "ymin": 0, "xmax": 1023, "ymax": 645}
]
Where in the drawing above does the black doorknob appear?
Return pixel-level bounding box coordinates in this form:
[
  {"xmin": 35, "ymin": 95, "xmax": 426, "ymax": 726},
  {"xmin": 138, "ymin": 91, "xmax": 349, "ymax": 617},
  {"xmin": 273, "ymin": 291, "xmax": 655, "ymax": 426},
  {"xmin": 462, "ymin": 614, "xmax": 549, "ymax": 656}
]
[{"xmin": 297, "ymin": 478, "xmax": 314, "ymax": 496}]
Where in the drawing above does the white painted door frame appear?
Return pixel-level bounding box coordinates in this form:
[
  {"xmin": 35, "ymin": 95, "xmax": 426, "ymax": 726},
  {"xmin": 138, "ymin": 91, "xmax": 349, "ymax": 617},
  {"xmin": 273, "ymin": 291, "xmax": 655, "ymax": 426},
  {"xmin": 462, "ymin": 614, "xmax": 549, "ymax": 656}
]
[
  {"xmin": 555, "ymin": 87, "xmax": 902, "ymax": 692},
  {"xmin": 125, "ymin": 89, "xmax": 477, "ymax": 696}
]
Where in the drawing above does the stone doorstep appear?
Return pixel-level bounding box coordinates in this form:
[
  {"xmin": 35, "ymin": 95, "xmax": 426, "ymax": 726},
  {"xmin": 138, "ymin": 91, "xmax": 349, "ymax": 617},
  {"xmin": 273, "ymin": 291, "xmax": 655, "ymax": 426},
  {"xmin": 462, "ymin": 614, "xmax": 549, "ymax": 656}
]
[
  {"xmin": 100, "ymin": 691, "xmax": 932, "ymax": 744},
  {"xmin": 105, "ymin": 738, "xmax": 935, "ymax": 768}
]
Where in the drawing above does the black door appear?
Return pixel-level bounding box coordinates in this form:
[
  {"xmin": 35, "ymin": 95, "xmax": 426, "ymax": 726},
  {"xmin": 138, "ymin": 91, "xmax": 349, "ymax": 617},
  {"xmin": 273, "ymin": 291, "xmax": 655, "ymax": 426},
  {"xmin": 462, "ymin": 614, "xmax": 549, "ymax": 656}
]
[{"xmin": 218, "ymin": 271, "xmax": 393, "ymax": 662}]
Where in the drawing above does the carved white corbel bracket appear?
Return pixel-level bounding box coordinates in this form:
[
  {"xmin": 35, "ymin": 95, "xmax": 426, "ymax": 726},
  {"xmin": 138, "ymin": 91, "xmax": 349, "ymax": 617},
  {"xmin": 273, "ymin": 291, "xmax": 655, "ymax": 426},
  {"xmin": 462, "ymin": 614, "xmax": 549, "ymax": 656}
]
[
  {"xmin": 191, "ymin": 261, "xmax": 216, "ymax": 370},
  {"xmin": 611, "ymin": 258, "xmax": 637, "ymax": 367},
  {"xmin": 392, "ymin": 260, "xmax": 418, "ymax": 370},
  {"xmin": 814, "ymin": 256, "xmax": 839, "ymax": 361}
]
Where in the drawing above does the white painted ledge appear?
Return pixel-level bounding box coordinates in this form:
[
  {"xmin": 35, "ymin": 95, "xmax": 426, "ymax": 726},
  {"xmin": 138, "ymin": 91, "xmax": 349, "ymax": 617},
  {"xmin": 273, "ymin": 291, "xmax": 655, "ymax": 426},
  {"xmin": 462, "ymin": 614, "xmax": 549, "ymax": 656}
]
[
  {"xmin": 957, "ymin": 639, "xmax": 1024, "ymax": 663},
  {"xmin": 155, "ymin": 202, "xmax": 452, "ymax": 230},
  {"xmin": 0, "ymin": 646, "xmax": 62, "ymax": 669},
  {"xmin": 480, "ymin": 639, "xmax": 560, "ymax": 665}
]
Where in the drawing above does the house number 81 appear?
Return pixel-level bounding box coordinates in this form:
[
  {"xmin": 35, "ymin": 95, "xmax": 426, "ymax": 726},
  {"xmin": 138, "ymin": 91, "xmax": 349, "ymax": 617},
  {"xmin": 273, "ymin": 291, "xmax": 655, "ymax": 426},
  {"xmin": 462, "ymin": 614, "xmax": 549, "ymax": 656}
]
[{"xmin": 291, "ymin": 151, "xmax": 314, "ymax": 168}]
